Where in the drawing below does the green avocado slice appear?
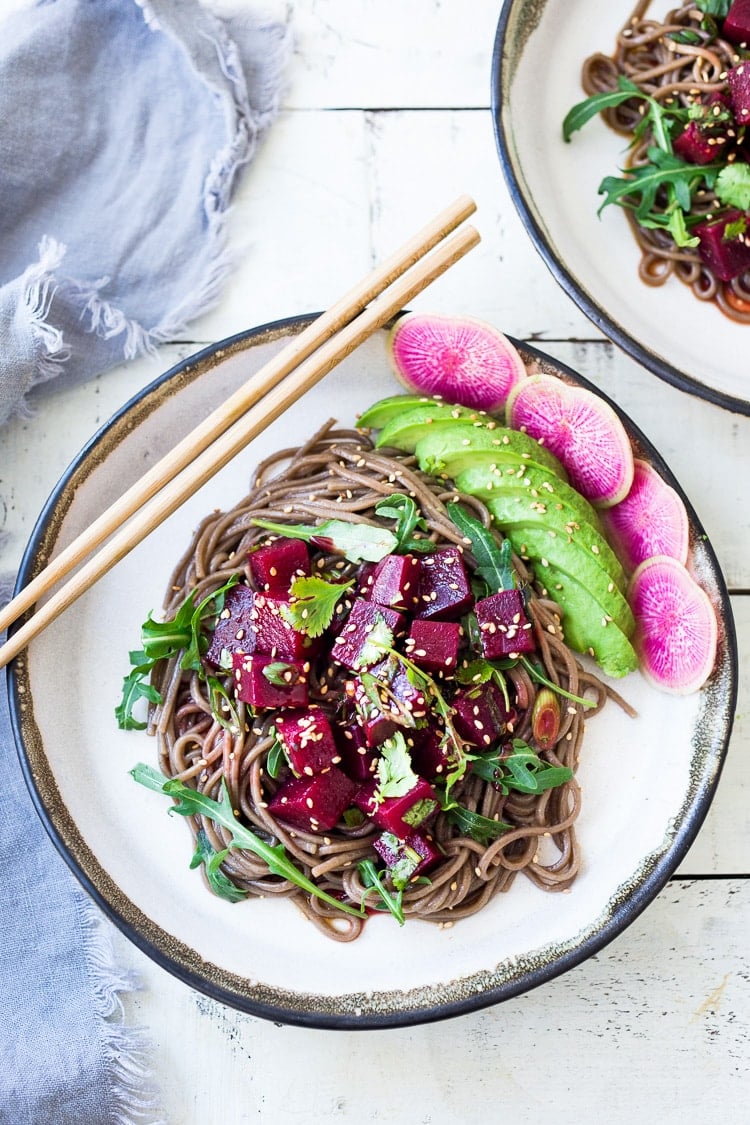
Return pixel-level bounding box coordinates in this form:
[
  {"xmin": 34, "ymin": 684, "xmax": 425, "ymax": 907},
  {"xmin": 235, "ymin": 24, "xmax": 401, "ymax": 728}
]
[
  {"xmin": 534, "ymin": 563, "xmax": 638, "ymax": 678},
  {"xmin": 374, "ymin": 403, "xmax": 498, "ymax": 452},
  {"xmin": 496, "ymin": 523, "xmax": 634, "ymax": 635},
  {"xmin": 413, "ymin": 421, "xmax": 566, "ymax": 479},
  {"xmin": 357, "ymin": 394, "xmax": 462, "ymax": 431}
]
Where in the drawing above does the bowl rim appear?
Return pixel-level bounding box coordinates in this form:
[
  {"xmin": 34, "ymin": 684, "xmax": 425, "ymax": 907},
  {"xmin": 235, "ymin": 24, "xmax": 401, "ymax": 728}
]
[
  {"xmin": 7, "ymin": 314, "xmax": 739, "ymax": 1028},
  {"xmin": 490, "ymin": 0, "xmax": 750, "ymax": 419}
]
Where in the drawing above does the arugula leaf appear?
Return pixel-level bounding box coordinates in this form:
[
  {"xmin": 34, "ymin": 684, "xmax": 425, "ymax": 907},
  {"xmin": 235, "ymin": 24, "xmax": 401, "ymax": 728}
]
[
  {"xmin": 374, "ymin": 732, "xmax": 420, "ymax": 802},
  {"xmin": 190, "ymin": 828, "xmax": 247, "ymax": 903},
  {"xmin": 251, "ymin": 518, "xmax": 397, "ymax": 563},
  {"xmin": 446, "ymin": 502, "xmax": 514, "ymax": 594},
  {"xmin": 470, "ymin": 739, "xmax": 573, "ymax": 795},
  {"xmin": 116, "ymin": 576, "xmax": 239, "ymax": 730},
  {"xmin": 446, "ymin": 805, "xmax": 512, "ymax": 845},
  {"xmin": 374, "ymin": 493, "xmax": 435, "ymax": 554},
  {"xmin": 357, "ymin": 858, "xmax": 405, "ymax": 925},
  {"xmin": 520, "ymin": 656, "xmax": 596, "ymax": 709},
  {"xmin": 281, "ymin": 574, "xmax": 354, "ymax": 638},
  {"xmin": 265, "ymin": 737, "xmax": 287, "ymax": 779},
  {"xmin": 262, "ymin": 661, "xmax": 300, "ymax": 687},
  {"xmin": 694, "ymin": 0, "xmax": 729, "ymax": 16},
  {"xmin": 598, "ymin": 148, "xmax": 722, "ymax": 224},
  {"xmin": 131, "ymin": 763, "xmax": 364, "ymax": 919},
  {"xmin": 716, "ymin": 163, "xmax": 750, "ymax": 211},
  {"xmin": 562, "ymin": 76, "xmax": 647, "ymax": 142}
]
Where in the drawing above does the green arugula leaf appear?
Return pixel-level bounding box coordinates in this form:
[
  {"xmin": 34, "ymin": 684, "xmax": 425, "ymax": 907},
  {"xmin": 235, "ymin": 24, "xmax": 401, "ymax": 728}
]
[
  {"xmin": 694, "ymin": 0, "xmax": 729, "ymax": 16},
  {"xmin": 374, "ymin": 493, "xmax": 435, "ymax": 554},
  {"xmin": 446, "ymin": 805, "xmax": 512, "ymax": 845},
  {"xmin": 598, "ymin": 149, "xmax": 723, "ymax": 223},
  {"xmin": 190, "ymin": 828, "xmax": 247, "ymax": 903},
  {"xmin": 265, "ymin": 737, "xmax": 287, "ymax": 779},
  {"xmin": 261, "ymin": 661, "xmax": 299, "ymax": 687},
  {"xmin": 716, "ymin": 163, "xmax": 750, "ymax": 211},
  {"xmin": 281, "ymin": 574, "xmax": 354, "ymax": 638},
  {"xmin": 131, "ymin": 763, "xmax": 364, "ymax": 919},
  {"xmin": 374, "ymin": 732, "xmax": 420, "ymax": 802},
  {"xmin": 666, "ymin": 28, "xmax": 703, "ymax": 46},
  {"xmin": 115, "ymin": 657, "xmax": 162, "ymax": 730},
  {"xmin": 470, "ymin": 739, "xmax": 573, "ymax": 795},
  {"xmin": 251, "ymin": 518, "xmax": 397, "ymax": 563},
  {"xmin": 357, "ymin": 858, "xmax": 405, "ymax": 925},
  {"xmin": 520, "ymin": 656, "xmax": 596, "ymax": 709},
  {"xmin": 446, "ymin": 502, "xmax": 514, "ymax": 594},
  {"xmin": 562, "ymin": 76, "xmax": 646, "ymax": 142}
]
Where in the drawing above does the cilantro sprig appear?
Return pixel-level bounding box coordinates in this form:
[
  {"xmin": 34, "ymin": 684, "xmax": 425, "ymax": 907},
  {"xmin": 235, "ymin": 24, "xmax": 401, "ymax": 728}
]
[
  {"xmin": 281, "ymin": 574, "xmax": 354, "ymax": 638},
  {"xmin": 131, "ymin": 763, "xmax": 364, "ymax": 919},
  {"xmin": 116, "ymin": 575, "xmax": 239, "ymax": 731}
]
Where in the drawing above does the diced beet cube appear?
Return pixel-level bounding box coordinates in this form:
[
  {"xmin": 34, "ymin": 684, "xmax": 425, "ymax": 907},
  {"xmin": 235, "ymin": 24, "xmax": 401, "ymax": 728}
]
[
  {"xmin": 251, "ymin": 593, "xmax": 318, "ymax": 660},
  {"xmin": 330, "ymin": 598, "xmax": 405, "ymax": 671},
  {"xmin": 673, "ymin": 120, "xmax": 730, "ymax": 165},
  {"xmin": 345, "ymin": 676, "xmax": 401, "ymax": 748},
  {"xmin": 372, "ymin": 831, "xmax": 442, "ymax": 889},
  {"xmin": 727, "ymin": 61, "xmax": 750, "ymax": 124},
  {"xmin": 452, "ymin": 680, "xmax": 515, "ymax": 749},
  {"xmin": 232, "ymin": 653, "xmax": 309, "ymax": 710},
  {"xmin": 405, "ymin": 618, "xmax": 461, "ymax": 675},
  {"xmin": 205, "ymin": 584, "xmax": 257, "ymax": 668},
  {"xmin": 333, "ymin": 717, "xmax": 380, "ymax": 781},
  {"xmin": 723, "ymin": 0, "xmax": 750, "ymax": 45},
  {"xmin": 695, "ymin": 209, "xmax": 750, "ymax": 281},
  {"xmin": 267, "ymin": 766, "xmax": 358, "ymax": 833},
  {"xmin": 356, "ymin": 776, "xmax": 439, "ymax": 835},
  {"xmin": 357, "ymin": 561, "xmax": 377, "ymax": 599},
  {"xmin": 416, "ymin": 547, "xmax": 474, "ymax": 621},
  {"xmin": 367, "ymin": 554, "xmax": 421, "ymax": 611},
  {"xmin": 474, "ymin": 588, "xmax": 536, "ymax": 659},
  {"xmin": 407, "ymin": 726, "xmax": 457, "ymax": 780},
  {"xmin": 274, "ymin": 710, "xmax": 341, "ymax": 776},
  {"xmin": 249, "ymin": 538, "xmax": 310, "ymax": 594}
]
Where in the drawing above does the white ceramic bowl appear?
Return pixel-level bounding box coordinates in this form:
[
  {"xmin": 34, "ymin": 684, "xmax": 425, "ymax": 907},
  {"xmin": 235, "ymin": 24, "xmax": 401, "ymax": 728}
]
[
  {"xmin": 9, "ymin": 317, "xmax": 737, "ymax": 1027},
  {"xmin": 492, "ymin": 0, "xmax": 750, "ymax": 415}
]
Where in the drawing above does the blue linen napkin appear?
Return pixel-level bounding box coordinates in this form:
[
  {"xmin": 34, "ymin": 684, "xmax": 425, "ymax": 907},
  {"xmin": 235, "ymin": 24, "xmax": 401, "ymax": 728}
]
[{"xmin": 0, "ymin": 1, "xmax": 289, "ymax": 1120}]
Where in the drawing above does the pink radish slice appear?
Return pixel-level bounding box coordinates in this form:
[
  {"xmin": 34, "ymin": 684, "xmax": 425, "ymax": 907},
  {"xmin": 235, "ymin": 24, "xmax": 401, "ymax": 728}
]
[
  {"xmin": 506, "ymin": 374, "xmax": 634, "ymax": 508},
  {"xmin": 628, "ymin": 555, "xmax": 718, "ymax": 694},
  {"xmin": 387, "ymin": 313, "xmax": 527, "ymax": 412},
  {"xmin": 602, "ymin": 459, "xmax": 690, "ymax": 574}
]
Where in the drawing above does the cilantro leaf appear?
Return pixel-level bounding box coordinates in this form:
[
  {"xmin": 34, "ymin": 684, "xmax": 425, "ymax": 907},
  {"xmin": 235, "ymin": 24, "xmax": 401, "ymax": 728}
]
[
  {"xmin": 131, "ymin": 763, "xmax": 364, "ymax": 919},
  {"xmin": 374, "ymin": 732, "xmax": 419, "ymax": 802},
  {"xmin": 446, "ymin": 805, "xmax": 512, "ymax": 845},
  {"xmin": 190, "ymin": 828, "xmax": 247, "ymax": 903},
  {"xmin": 251, "ymin": 517, "xmax": 397, "ymax": 563},
  {"xmin": 716, "ymin": 163, "xmax": 750, "ymax": 211},
  {"xmin": 355, "ymin": 613, "xmax": 394, "ymax": 670},
  {"xmin": 374, "ymin": 493, "xmax": 435, "ymax": 554},
  {"xmin": 446, "ymin": 502, "xmax": 514, "ymax": 594},
  {"xmin": 281, "ymin": 574, "xmax": 354, "ymax": 638}
]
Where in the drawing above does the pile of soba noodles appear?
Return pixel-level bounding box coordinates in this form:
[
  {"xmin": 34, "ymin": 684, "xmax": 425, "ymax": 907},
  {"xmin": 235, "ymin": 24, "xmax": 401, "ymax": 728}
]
[
  {"xmin": 146, "ymin": 422, "xmax": 622, "ymax": 941},
  {"xmin": 580, "ymin": 1, "xmax": 750, "ymax": 321}
]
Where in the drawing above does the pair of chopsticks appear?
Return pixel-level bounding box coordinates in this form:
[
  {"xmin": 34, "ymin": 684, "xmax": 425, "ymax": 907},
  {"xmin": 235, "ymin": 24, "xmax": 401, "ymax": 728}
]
[{"xmin": 0, "ymin": 195, "xmax": 480, "ymax": 670}]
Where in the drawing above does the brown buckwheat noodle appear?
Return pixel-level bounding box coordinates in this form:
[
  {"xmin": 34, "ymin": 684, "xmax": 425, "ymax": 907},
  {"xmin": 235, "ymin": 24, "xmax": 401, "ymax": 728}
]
[
  {"xmin": 148, "ymin": 422, "xmax": 631, "ymax": 941},
  {"xmin": 581, "ymin": 1, "xmax": 750, "ymax": 321}
]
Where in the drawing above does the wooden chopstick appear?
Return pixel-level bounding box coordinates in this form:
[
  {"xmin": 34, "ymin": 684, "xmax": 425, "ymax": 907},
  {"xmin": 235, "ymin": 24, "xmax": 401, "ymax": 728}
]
[
  {"xmin": 0, "ymin": 216, "xmax": 480, "ymax": 668},
  {"xmin": 0, "ymin": 194, "xmax": 476, "ymax": 641}
]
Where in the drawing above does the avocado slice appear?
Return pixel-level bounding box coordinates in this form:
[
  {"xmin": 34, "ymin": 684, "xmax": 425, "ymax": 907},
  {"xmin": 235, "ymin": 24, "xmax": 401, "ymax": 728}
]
[
  {"xmin": 413, "ymin": 421, "xmax": 566, "ymax": 479},
  {"xmin": 357, "ymin": 394, "xmax": 451, "ymax": 431},
  {"xmin": 498, "ymin": 523, "xmax": 634, "ymax": 635},
  {"xmin": 535, "ymin": 563, "xmax": 638, "ymax": 678},
  {"xmin": 374, "ymin": 403, "xmax": 498, "ymax": 452}
]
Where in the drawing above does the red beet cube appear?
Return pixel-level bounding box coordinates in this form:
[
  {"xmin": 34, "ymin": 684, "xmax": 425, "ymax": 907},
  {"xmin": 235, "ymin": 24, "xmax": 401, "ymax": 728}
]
[
  {"xmin": 724, "ymin": 0, "xmax": 750, "ymax": 45},
  {"xmin": 333, "ymin": 717, "xmax": 380, "ymax": 781},
  {"xmin": 251, "ymin": 593, "xmax": 318, "ymax": 660},
  {"xmin": 357, "ymin": 561, "xmax": 377, "ymax": 598},
  {"xmin": 344, "ymin": 676, "xmax": 401, "ymax": 748},
  {"xmin": 405, "ymin": 618, "xmax": 461, "ymax": 675},
  {"xmin": 356, "ymin": 776, "xmax": 439, "ymax": 836},
  {"xmin": 274, "ymin": 710, "xmax": 340, "ymax": 776},
  {"xmin": 408, "ymin": 725, "xmax": 457, "ymax": 780},
  {"xmin": 232, "ymin": 653, "xmax": 308, "ymax": 710},
  {"xmin": 368, "ymin": 554, "xmax": 421, "ymax": 611},
  {"xmin": 330, "ymin": 598, "xmax": 405, "ymax": 671},
  {"xmin": 205, "ymin": 584, "xmax": 256, "ymax": 668},
  {"xmin": 452, "ymin": 680, "xmax": 515, "ymax": 749},
  {"xmin": 695, "ymin": 209, "xmax": 750, "ymax": 281},
  {"xmin": 249, "ymin": 538, "xmax": 310, "ymax": 594},
  {"xmin": 727, "ymin": 61, "xmax": 750, "ymax": 124},
  {"xmin": 267, "ymin": 766, "xmax": 358, "ymax": 833},
  {"xmin": 673, "ymin": 120, "xmax": 730, "ymax": 165},
  {"xmin": 372, "ymin": 831, "xmax": 442, "ymax": 889},
  {"xmin": 474, "ymin": 588, "xmax": 536, "ymax": 659},
  {"xmin": 415, "ymin": 547, "xmax": 474, "ymax": 621}
]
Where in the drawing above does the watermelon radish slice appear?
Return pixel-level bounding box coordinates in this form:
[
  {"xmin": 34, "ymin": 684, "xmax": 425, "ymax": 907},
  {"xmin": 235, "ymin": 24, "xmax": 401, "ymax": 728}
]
[
  {"xmin": 506, "ymin": 374, "xmax": 634, "ymax": 508},
  {"xmin": 628, "ymin": 555, "xmax": 718, "ymax": 694},
  {"xmin": 387, "ymin": 312, "xmax": 527, "ymax": 412},
  {"xmin": 602, "ymin": 459, "xmax": 690, "ymax": 574}
]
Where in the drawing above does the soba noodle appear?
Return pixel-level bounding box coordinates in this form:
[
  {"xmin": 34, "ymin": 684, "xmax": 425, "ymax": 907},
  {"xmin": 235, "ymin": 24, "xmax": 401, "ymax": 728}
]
[
  {"xmin": 147, "ymin": 422, "xmax": 625, "ymax": 941},
  {"xmin": 581, "ymin": 1, "xmax": 750, "ymax": 321}
]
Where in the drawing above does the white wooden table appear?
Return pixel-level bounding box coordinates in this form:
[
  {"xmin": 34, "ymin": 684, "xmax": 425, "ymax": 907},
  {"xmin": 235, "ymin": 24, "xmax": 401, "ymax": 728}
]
[{"xmin": 2, "ymin": 2, "xmax": 749, "ymax": 1120}]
